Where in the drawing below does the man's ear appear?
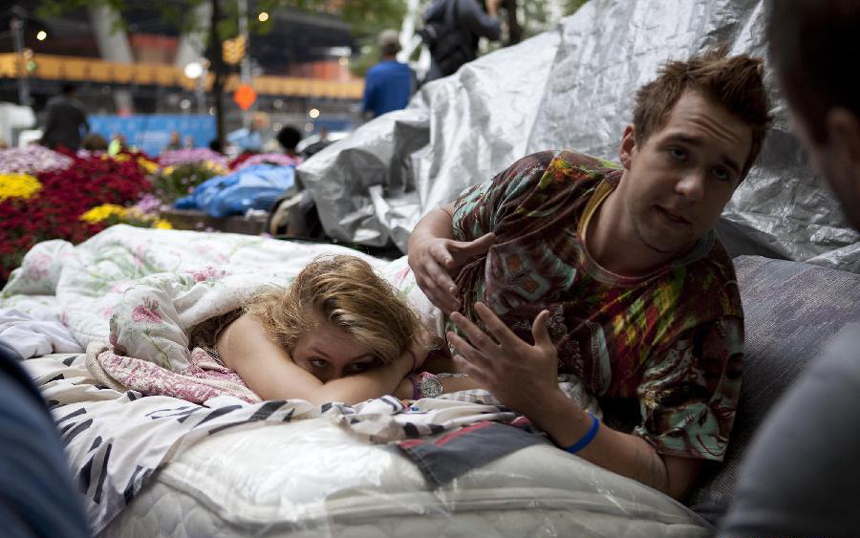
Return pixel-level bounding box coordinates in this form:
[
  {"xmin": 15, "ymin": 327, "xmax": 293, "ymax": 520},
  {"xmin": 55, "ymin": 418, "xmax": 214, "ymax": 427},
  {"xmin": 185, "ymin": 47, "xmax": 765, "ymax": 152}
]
[
  {"xmin": 619, "ymin": 124, "xmax": 637, "ymax": 170},
  {"xmin": 826, "ymin": 108, "xmax": 860, "ymax": 175}
]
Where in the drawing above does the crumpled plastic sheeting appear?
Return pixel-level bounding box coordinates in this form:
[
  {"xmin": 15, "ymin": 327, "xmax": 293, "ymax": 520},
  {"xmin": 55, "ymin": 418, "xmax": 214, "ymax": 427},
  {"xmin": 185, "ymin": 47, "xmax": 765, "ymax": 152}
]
[{"xmin": 297, "ymin": 0, "xmax": 860, "ymax": 272}]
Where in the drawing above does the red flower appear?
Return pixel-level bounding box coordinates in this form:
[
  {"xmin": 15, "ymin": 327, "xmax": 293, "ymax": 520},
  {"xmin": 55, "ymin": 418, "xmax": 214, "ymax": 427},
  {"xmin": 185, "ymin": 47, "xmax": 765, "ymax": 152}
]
[{"xmin": 0, "ymin": 152, "xmax": 154, "ymax": 284}]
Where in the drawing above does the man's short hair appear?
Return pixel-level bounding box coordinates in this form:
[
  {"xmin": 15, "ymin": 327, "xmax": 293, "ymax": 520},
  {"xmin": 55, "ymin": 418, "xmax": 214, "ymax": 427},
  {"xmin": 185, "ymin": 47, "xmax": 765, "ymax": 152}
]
[
  {"xmin": 276, "ymin": 126, "xmax": 302, "ymax": 151},
  {"xmin": 378, "ymin": 29, "xmax": 401, "ymax": 57},
  {"xmin": 633, "ymin": 46, "xmax": 772, "ymax": 179},
  {"xmin": 767, "ymin": 0, "xmax": 860, "ymax": 144}
]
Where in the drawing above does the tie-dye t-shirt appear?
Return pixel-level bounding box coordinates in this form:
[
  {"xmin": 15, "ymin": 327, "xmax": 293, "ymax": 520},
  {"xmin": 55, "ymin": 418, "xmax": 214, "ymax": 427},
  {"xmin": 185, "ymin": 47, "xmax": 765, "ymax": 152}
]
[{"xmin": 448, "ymin": 149, "xmax": 744, "ymax": 462}]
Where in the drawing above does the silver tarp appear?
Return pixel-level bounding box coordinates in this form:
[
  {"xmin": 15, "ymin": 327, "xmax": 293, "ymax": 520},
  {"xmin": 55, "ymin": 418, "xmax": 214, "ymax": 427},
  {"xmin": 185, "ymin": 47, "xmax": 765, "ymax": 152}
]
[{"xmin": 297, "ymin": 0, "xmax": 860, "ymax": 272}]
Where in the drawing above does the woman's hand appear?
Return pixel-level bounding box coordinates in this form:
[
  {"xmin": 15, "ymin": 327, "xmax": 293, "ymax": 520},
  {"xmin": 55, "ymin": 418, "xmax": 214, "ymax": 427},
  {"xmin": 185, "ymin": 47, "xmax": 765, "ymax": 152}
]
[{"xmin": 394, "ymin": 376, "xmax": 414, "ymax": 400}]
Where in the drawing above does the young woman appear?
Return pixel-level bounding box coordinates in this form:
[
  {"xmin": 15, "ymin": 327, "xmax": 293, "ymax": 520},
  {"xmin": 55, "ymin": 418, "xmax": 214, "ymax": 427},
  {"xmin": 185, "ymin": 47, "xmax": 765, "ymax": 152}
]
[{"xmin": 202, "ymin": 255, "xmax": 476, "ymax": 405}]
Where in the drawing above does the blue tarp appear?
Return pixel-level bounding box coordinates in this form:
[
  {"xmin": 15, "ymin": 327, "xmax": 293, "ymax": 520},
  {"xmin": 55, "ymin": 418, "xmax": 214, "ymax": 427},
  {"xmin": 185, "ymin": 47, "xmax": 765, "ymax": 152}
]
[{"xmin": 174, "ymin": 164, "xmax": 295, "ymax": 218}]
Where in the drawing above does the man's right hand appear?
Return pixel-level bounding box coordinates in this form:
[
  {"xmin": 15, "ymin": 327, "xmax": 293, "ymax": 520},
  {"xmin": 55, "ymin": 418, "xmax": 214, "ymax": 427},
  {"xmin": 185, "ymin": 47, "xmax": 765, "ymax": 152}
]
[{"xmin": 408, "ymin": 232, "xmax": 496, "ymax": 314}]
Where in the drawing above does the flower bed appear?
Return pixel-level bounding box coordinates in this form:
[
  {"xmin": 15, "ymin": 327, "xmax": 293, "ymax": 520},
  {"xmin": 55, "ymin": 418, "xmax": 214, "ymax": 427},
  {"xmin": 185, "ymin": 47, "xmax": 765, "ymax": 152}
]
[
  {"xmin": 151, "ymin": 162, "xmax": 225, "ymax": 204},
  {"xmin": 0, "ymin": 150, "xmax": 163, "ymax": 284},
  {"xmin": 0, "ymin": 145, "xmax": 73, "ymax": 174}
]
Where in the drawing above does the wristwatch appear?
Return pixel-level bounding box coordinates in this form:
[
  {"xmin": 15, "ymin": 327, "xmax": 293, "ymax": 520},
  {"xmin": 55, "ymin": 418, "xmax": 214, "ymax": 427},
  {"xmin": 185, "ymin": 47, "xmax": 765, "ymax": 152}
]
[{"xmin": 414, "ymin": 372, "xmax": 443, "ymax": 399}]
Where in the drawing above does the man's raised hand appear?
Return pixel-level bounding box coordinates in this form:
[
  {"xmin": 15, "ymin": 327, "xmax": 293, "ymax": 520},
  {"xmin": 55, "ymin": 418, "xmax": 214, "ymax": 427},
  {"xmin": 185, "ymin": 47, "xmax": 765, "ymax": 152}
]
[{"xmin": 408, "ymin": 232, "xmax": 496, "ymax": 314}]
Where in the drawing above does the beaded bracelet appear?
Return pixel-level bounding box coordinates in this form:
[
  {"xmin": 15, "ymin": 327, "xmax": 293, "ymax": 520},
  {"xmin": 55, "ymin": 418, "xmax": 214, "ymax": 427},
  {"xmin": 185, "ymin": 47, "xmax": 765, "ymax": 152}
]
[{"xmin": 564, "ymin": 413, "xmax": 600, "ymax": 454}]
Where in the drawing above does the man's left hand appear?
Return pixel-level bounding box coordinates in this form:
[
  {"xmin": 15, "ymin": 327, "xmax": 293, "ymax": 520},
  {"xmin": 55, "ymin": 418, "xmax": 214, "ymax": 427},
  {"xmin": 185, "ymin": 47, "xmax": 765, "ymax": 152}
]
[{"xmin": 448, "ymin": 303, "xmax": 560, "ymax": 417}]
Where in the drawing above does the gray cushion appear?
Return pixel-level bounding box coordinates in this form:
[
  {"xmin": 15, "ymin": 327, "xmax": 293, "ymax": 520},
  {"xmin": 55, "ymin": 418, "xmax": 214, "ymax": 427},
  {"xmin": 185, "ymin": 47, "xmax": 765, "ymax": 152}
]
[{"xmin": 687, "ymin": 255, "xmax": 860, "ymax": 522}]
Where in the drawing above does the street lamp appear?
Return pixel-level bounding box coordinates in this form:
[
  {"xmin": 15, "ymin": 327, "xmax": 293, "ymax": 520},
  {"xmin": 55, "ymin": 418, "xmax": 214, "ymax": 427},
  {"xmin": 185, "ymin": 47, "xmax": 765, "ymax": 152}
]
[
  {"xmin": 258, "ymin": 12, "xmax": 269, "ymax": 22},
  {"xmin": 184, "ymin": 61, "xmax": 207, "ymax": 115},
  {"xmin": 36, "ymin": 30, "xmax": 47, "ymax": 41},
  {"xmin": 184, "ymin": 62, "xmax": 203, "ymax": 79}
]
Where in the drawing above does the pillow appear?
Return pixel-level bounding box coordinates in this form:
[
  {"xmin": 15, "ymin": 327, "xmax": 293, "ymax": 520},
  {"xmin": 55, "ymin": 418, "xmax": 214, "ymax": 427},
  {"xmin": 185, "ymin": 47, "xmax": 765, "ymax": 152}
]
[{"xmin": 687, "ymin": 256, "xmax": 860, "ymax": 522}]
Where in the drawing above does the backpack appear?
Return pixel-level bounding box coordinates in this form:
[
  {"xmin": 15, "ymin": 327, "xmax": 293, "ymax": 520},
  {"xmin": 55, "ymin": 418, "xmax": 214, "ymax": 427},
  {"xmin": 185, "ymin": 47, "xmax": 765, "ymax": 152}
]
[{"xmin": 418, "ymin": 0, "xmax": 473, "ymax": 77}]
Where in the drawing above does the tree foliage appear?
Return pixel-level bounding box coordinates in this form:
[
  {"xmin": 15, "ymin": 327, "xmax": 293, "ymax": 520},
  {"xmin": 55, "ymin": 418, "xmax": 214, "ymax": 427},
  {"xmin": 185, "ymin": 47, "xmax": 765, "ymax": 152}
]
[{"xmin": 37, "ymin": 0, "xmax": 406, "ymax": 39}]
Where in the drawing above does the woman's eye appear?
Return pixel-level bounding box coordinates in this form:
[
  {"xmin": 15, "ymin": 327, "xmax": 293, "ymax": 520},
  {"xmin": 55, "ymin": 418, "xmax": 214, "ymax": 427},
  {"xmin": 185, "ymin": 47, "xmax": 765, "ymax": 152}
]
[
  {"xmin": 309, "ymin": 358, "xmax": 329, "ymax": 368},
  {"xmin": 346, "ymin": 362, "xmax": 371, "ymax": 374},
  {"xmin": 668, "ymin": 147, "xmax": 687, "ymax": 161},
  {"xmin": 712, "ymin": 166, "xmax": 731, "ymax": 182}
]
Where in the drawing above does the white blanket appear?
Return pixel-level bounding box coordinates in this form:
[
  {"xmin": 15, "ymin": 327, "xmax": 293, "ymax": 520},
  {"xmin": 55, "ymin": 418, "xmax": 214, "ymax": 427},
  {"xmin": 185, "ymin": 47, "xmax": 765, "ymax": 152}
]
[{"xmin": 0, "ymin": 308, "xmax": 83, "ymax": 358}]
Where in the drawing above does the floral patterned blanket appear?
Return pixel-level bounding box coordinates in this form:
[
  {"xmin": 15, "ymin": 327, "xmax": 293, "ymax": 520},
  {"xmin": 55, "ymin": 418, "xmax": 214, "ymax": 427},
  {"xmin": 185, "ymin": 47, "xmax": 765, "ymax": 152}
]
[{"xmin": 1, "ymin": 224, "xmax": 388, "ymax": 350}]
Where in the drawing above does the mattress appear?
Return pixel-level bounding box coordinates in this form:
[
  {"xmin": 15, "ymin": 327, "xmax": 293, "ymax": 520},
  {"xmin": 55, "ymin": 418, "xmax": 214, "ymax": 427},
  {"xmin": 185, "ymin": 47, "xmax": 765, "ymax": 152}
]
[{"xmin": 102, "ymin": 417, "xmax": 711, "ymax": 538}]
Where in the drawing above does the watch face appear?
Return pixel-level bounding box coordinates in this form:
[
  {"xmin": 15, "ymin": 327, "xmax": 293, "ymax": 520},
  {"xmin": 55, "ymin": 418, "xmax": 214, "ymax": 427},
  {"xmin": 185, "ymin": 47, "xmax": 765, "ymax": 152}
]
[{"xmin": 419, "ymin": 374, "xmax": 443, "ymax": 398}]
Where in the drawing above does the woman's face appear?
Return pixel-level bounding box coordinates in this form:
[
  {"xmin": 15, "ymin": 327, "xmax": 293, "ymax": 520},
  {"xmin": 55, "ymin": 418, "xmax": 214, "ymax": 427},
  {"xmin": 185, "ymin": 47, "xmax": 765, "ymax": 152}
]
[{"xmin": 291, "ymin": 322, "xmax": 380, "ymax": 383}]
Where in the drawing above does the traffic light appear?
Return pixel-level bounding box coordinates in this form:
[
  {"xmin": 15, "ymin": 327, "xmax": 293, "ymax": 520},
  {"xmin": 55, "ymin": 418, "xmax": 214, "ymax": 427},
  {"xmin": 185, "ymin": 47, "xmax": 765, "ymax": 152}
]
[
  {"xmin": 222, "ymin": 36, "xmax": 246, "ymax": 65},
  {"xmin": 23, "ymin": 48, "xmax": 36, "ymax": 73},
  {"xmin": 17, "ymin": 48, "xmax": 36, "ymax": 74}
]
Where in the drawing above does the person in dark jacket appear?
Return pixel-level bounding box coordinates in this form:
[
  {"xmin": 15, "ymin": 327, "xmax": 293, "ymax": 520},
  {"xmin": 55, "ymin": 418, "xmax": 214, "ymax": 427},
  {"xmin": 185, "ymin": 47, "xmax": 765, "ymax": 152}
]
[
  {"xmin": 720, "ymin": 2, "xmax": 860, "ymax": 535},
  {"xmin": 41, "ymin": 84, "xmax": 89, "ymax": 152},
  {"xmin": 0, "ymin": 340, "xmax": 92, "ymax": 537},
  {"xmin": 422, "ymin": 0, "xmax": 502, "ymax": 82}
]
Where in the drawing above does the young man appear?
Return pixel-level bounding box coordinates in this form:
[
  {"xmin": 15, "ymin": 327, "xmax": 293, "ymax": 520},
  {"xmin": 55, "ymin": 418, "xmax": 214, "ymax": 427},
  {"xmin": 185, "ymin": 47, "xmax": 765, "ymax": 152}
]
[
  {"xmin": 720, "ymin": 1, "xmax": 860, "ymax": 535},
  {"xmin": 407, "ymin": 49, "xmax": 771, "ymax": 499}
]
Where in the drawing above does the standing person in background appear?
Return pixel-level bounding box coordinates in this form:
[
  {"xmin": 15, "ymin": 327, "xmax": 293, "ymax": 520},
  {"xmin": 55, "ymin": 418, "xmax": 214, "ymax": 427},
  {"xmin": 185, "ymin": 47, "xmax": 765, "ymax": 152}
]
[
  {"xmin": 107, "ymin": 133, "xmax": 127, "ymax": 156},
  {"xmin": 720, "ymin": 1, "xmax": 860, "ymax": 536},
  {"xmin": 41, "ymin": 83, "xmax": 89, "ymax": 152},
  {"xmin": 228, "ymin": 113, "xmax": 269, "ymax": 153},
  {"xmin": 421, "ymin": 0, "xmax": 502, "ymax": 82},
  {"xmin": 362, "ymin": 30, "xmax": 416, "ymax": 121},
  {"xmin": 164, "ymin": 130, "xmax": 182, "ymax": 153}
]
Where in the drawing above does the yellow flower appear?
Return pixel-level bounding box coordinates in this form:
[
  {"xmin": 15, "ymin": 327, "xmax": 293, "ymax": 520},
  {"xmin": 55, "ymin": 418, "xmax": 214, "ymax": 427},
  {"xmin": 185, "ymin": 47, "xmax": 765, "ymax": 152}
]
[
  {"xmin": 112, "ymin": 154, "xmax": 131, "ymax": 163},
  {"xmin": 202, "ymin": 161, "xmax": 228, "ymax": 175},
  {"xmin": 137, "ymin": 157, "xmax": 160, "ymax": 175},
  {"xmin": 80, "ymin": 204, "xmax": 128, "ymax": 223},
  {"xmin": 0, "ymin": 173, "xmax": 43, "ymax": 202},
  {"xmin": 154, "ymin": 219, "xmax": 173, "ymax": 229},
  {"xmin": 163, "ymin": 166, "xmax": 175, "ymax": 176}
]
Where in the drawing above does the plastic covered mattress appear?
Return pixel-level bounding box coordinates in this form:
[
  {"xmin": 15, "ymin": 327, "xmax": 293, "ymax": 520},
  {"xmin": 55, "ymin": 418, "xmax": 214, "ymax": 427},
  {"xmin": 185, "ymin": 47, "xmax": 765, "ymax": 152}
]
[{"xmin": 103, "ymin": 417, "xmax": 711, "ymax": 538}]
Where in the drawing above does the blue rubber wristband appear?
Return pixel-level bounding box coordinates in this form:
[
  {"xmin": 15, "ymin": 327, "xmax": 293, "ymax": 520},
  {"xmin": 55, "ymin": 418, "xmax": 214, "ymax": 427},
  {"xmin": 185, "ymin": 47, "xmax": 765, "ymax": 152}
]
[{"xmin": 564, "ymin": 413, "xmax": 600, "ymax": 454}]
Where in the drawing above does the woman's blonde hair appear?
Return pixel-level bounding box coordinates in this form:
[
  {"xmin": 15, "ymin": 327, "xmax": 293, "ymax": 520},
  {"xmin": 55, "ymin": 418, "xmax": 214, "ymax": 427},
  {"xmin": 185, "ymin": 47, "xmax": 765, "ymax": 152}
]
[{"xmin": 244, "ymin": 255, "xmax": 422, "ymax": 364}]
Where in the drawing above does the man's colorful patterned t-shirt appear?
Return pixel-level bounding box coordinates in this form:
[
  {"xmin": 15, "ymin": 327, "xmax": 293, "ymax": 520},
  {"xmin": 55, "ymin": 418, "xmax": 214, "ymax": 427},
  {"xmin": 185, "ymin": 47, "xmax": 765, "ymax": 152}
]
[{"xmin": 448, "ymin": 150, "xmax": 744, "ymax": 462}]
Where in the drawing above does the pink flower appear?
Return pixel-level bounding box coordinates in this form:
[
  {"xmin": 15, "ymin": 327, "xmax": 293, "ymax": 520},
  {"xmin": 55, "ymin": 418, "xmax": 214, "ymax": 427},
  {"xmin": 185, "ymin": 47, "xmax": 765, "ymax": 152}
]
[
  {"xmin": 190, "ymin": 266, "xmax": 226, "ymax": 282},
  {"xmin": 131, "ymin": 297, "xmax": 162, "ymax": 323}
]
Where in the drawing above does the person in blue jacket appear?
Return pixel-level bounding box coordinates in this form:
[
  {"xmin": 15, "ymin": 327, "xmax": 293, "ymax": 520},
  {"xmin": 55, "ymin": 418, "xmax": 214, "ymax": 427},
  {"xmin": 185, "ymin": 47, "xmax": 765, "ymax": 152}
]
[{"xmin": 362, "ymin": 30, "xmax": 417, "ymax": 120}]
